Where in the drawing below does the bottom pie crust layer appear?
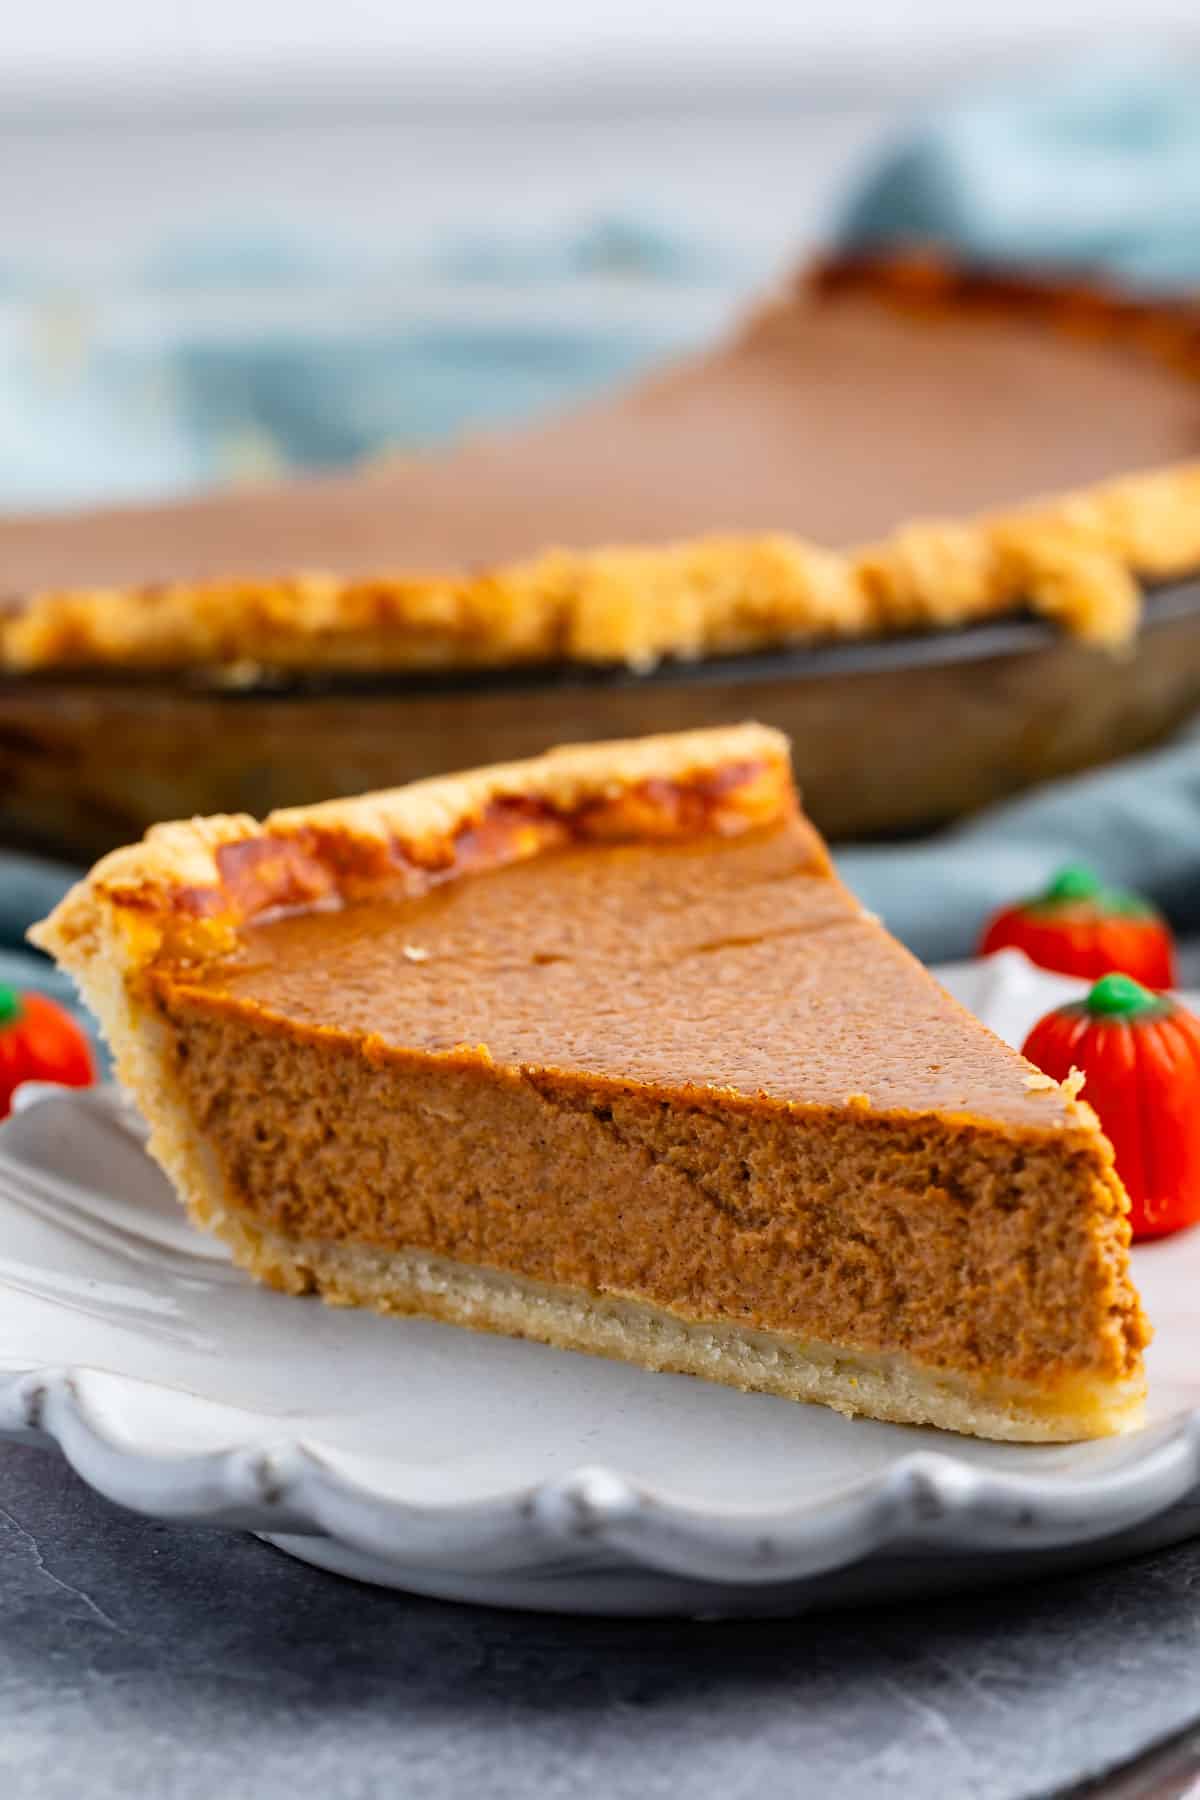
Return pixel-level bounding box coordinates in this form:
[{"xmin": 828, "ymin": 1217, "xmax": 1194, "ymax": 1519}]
[{"xmin": 206, "ymin": 1206, "xmax": 1144, "ymax": 1444}]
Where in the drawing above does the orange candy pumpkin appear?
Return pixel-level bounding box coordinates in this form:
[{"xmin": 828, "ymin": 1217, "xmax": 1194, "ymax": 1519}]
[
  {"xmin": 980, "ymin": 865, "xmax": 1176, "ymax": 988},
  {"xmin": 1022, "ymin": 973, "xmax": 1200, "ymax": 1242},
  {"xmin": 0, "ymin": 985, "xmax": 95, "ymax": 1120}
]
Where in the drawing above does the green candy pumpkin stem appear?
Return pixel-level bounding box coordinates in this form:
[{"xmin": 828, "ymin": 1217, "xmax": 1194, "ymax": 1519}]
[
  {"xmin": 1043, "ymin": 865, "xmax": 1104, "ymax": 905},
  {"xmin": 1037, "ymin": 865, "xmax": 1155, "ymax": 921},
  {"xmin": 0, "ymin": 985, "xmax": 21, "ymax": 1026},
  {"xmin": 1085, "ymin": 973, "xmax": 1166, "ymax": 1019}
]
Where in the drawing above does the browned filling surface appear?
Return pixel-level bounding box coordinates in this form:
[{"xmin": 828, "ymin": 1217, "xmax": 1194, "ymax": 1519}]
[{"xmin": 148, "ymin": 824, "xmax": 1146, "ymax": 1384}]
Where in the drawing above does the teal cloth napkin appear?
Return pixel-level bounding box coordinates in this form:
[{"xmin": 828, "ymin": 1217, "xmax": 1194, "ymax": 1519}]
[
  {"xmin": 837, "ymin": 732, "xmax": 1200, "ymax": 963},
  {"xmin": 0, "ymin": 218, "xmax": 734, "ymax": 512},
  {"xmin": 838, "ymin": 50, "xmax": 1200, "ymax": 289},
  {"xmin": 2, "ymin": 856, "xmax": 87, "ymax": 1023}
]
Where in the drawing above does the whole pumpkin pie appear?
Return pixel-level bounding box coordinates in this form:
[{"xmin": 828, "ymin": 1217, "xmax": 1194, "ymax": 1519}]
[
  {"xmin": 32, "ymin": 724, "xmax": 1148, "ymax": 1441},
  {"xmin": 3, "ymin": 255, "xmax": 1200, "ymax": 673}
]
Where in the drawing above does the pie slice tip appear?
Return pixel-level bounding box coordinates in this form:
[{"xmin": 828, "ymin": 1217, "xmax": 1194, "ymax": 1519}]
[{"xmin": 31, "ymin": 722, "xmax": 1148, "ymax": 1442}]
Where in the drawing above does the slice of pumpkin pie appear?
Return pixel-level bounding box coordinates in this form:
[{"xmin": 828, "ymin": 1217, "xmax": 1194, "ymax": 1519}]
[{"xmin": 31, "ymin": 724, "xmax": 1148, "ymax": 1440}]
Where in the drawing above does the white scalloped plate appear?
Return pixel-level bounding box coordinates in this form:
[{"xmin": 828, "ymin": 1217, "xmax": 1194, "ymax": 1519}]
[{"xmin": 2, "ymin": 952, "xmax": 1199, "ymax": 1615}]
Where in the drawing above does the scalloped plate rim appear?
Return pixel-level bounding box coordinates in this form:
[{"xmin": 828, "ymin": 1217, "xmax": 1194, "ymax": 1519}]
[{"xmin": 3, "ymin": 1361, "xmax": 1200, "ymax": 1590}]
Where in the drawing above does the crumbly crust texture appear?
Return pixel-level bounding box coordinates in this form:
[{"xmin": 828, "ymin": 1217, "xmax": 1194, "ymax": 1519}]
[
  {"xmin": 5, "ymin": 465, "xmax": 1198, "ymax": 675},
  {"xmin": 4, "ymin": 255, "xmax": 1200, "ymax": 675}
]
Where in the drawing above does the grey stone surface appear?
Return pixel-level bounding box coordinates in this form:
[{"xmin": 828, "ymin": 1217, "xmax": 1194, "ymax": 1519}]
[{"xmin": 2, "ymin": 1444, "xmax": 1200, "ymax": 1799}]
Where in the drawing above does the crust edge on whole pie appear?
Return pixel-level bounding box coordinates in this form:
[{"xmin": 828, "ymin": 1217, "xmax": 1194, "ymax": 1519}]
[
  {"xmin": 31, "ymin": 724, "xmax": 1150, "ymax": 1442},
  {"xmin": 5, "ymin": 255, "xmax": 1200, "ymax": 676}
]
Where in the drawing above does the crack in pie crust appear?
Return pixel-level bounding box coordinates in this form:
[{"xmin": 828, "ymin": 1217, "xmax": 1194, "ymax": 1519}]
[
  {"xmin": 4, "ymin": 255, "xmax": 1200, "ymax": 675},
  {"xmin": 32, "ymin": 724, "xmax": 1149, "ymax": 1441}
]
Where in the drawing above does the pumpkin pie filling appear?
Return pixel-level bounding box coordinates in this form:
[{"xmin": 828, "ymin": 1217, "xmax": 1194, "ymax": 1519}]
[{"xmin": 31, "ymin": 725, "xmax": 1148, "ymax": 1439}]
